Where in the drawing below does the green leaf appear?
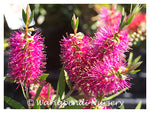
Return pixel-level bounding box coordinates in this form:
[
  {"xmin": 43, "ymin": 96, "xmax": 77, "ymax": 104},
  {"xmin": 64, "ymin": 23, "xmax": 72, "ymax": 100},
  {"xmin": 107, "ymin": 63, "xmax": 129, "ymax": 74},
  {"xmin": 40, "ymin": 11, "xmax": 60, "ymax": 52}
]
[
  {"xmin": 63, "ymin": 105, "xmax": 84, "ymax": 109},
  {"xmin": 39, "ymin": 74, "xmax": 49, "ymax": 81},
  {"xmin": 120, "ymin": 104, "xmax": 125, "ymax": 109},
  {"xmin": 52, "ymin": 66, "xmax": 66, "ymax": 108},
  {"xmin": 22, "ymin": 9, "xmax": 26, "ymax": 24},
  {"xmin": 132, "ymin": 55, "xmax": 141, "ymax": 66},
  {"xmin": 33, "ymin": 83, "xmax": 44, "ymax": 102},
  {"xmin": 4, "ymin": 39, "xmax": 9, "ymax": 51},
  {"xmin": 119, "ymin": 7, "xmax": 125, "ymax": 28},
  {"xmin": 128, "ymin": 52, "xmax": 133, "ymax": 67},
  {"xmin": 20, "ymin": 82, "xmax": 27, "ymax": 100},
  {"xmin": 64, "ymin": 69, "xmax": 71, "ymax": 89},
  {"xmin": 4, "ymin": 96, "xmax": 25, "ymax": 109},
  {"xmin": 47, "ymin": 83, "xmax": 51, "ymax": 102},
  {"xmin": 71, "ymin": 14, "xmax": 79, "ymax": 33},
  {"xmin": 96, "ymin": 94, "xmax": 103, "ymax": 102},
  {"xmin": 129, "ymin": 61, "xmax": 142, "ymax": 71},
  {"xmin": 132, "ymin": 4, "xmax": 142, "ymax": 14},
  {"xmin": 4, "ymin": 76, "xmax": 16, "ymax": 83},
  {"xmin": 75, "ymin": 17, "xmax": 79, "ymax": 30},
  {"xmin": 135, "ymin": 100, "xmax": 142, "ymax": 109},
  {"xmin": 102, "ymin": 88, "xmax": 128, "ymax": 101},
  {"xmin": 130, "ymin": 4, "xmax": 133, "ymax": 13},
  {"xmin": 33, "ymin": 99, "xmax": 41, "ymax": 109},
  {"xmin": 56, "ymin": 66, "xmax": 66, "ymax": 101},
  {"xmin": 29, "ymin": 10, "xmax": 34, "ymax": 25},
  {"xmin": 126, "ymin": 13, "xmax": 136, "ymax": 26},
  {"xmin": 130, "ymin": 70, "xmax": 141, "ymax": 74},
  {"xmin": 66, "ymin": 96, "xmax": 78, "ymax": 103},
  {"xmin": 126, "ymin": 4, "xmax": 142, "ymax": 27}
]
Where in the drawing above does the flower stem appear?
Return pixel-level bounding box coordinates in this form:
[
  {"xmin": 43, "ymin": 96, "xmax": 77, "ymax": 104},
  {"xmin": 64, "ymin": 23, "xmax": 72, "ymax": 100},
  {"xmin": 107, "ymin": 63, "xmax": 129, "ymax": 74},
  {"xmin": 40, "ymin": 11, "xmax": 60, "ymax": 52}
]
[{"xmin": 25, "ymin": 87, "xmax": 32, "ymax": 109}]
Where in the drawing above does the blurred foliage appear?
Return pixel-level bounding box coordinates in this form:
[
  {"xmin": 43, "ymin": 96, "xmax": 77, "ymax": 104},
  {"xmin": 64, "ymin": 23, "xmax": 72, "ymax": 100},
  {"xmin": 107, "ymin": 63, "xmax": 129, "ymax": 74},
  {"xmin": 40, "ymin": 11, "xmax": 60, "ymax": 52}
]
[
  {"xmin": 4, "ymin": 4, "xmax": 146, "ymax": 50},
  {"xmin": 29, "ymin": 4, "xmax": 146, "ymax": 36},
  {"xmin": 30, "ymin": 4, "xmax": 98, "ymax": 35},
  {"xmin": 4, "ymin": 39, "xmax": 9, "ymax": 51}
]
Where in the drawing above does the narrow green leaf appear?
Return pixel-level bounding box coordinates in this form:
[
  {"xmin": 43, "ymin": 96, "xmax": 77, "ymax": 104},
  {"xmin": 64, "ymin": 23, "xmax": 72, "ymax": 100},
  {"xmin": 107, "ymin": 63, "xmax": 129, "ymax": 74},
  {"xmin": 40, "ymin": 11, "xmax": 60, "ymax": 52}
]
[
  {"xmin": 132, "ymin": 4, "xmax": 142, "ymax": 14},
  {"xmin": 132, "ymin": 55, "xmax": 141, "ymax": 66},
  {"xmin": 119, "ymin": 7, "xmax": 125, "ymax": 28},
  {"xmin": 75, "ymin": 17, "xmax": 79, "ymax": 30},
  {"xmin": 126, "ymin": 13, "xmax": 136, "ymax": 26},
  {"xmin": 102, "ymin": 88, "xmax": 128, "ymax": 101},
  {"xmin": 120, "ymin": 104, "xmax": 125, "ymax": 109},
  {"xmin": 125, "ymin": 4, "xmax": 141, "ymax": 27},
  {"xmin": 53, "ymin": 66, "xmax": 66, "ymax": 108},
  {"xmin": 29, "ymin": 10, "xmax": 34, "ymax": 25},
  {"xmin": 22, "ymin": 9, "xmax": 26, "ymax": 24},
  {"xmin": 129, "ymin": 61, "xmax": 142, "ymax": 71},
  {"xmin": 132, "ymin": 4, "xmax": 139, "ymax": 13},
  {"xmin": 130, "ymin": 70, "xmax": 141, "ymax": 74},
  {"xmin": 56, "ymin": 66, "xmax": 66, "ymax": 100},
  {"xmin": 47, "ymin": 83, "xmax": 51, "ymax": 102},
  {"xmin": 96, "ymin": 94, "xmax": 103, "ymax": 102},
  {"xmin": 33, "ymin": 83, "xmax": 44, "ymax": 102},
  {"xmin": 135, "ymin": 100, "xmax": 142, "ymax": 109},
  {"xmin": 4, "ymin": 76, "xmax": 16, "ymax": 83},
  {"xmin": 39, "ymin": 74, "xmax": 49, "ymax": 81},
  {"xmin": 64, "ymin": 69, "xmax": 71, "ymax": 89},
  {"xmin": 128, "ymin": 52, "xmax": 133, "ymax": 67},
  {"xmin": 33, "ymin": 99, "xmax": 41, "ymax": 109},
  {"xmin": 130, "ymin": 4, "xmax": 133, "ymax": 13},
  {"xmin": 20, "ymin": 82, "xmax": 27, "ymax": 100},
  {"xmin": 4, "ymin": 39, "xmax": 9, "ymax": 51},
  {"xmin": 4, "ymin": 96, "xmax": 25, "ymax": 109}
]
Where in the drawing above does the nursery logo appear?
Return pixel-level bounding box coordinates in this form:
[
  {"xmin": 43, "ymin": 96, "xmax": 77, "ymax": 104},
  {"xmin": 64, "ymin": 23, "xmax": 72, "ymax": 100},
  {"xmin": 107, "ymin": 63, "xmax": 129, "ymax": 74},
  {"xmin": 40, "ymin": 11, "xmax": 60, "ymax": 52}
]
[{"xmin": 27, "ymin": 99, "xmax": 124, "ymax": 108}]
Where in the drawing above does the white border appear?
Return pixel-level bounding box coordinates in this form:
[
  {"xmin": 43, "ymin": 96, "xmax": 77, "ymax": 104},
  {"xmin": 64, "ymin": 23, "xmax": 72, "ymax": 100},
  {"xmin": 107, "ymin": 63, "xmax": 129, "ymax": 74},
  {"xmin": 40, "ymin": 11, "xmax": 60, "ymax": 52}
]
[{"xmin": 1, "ymin": 0, "xmax": 149, "ymax": 113}]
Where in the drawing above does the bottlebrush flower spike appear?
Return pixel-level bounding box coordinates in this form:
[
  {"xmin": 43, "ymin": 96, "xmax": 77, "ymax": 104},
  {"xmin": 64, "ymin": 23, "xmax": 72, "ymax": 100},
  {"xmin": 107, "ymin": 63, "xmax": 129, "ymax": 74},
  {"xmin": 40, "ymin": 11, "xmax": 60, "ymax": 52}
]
[
  {"xmin": 29, "ymin": 83, "xmax": 55, "ymax": 104},
  {"xmin": 60, "ymin": 32, "xmax": 92, "ymax": 81},
  {"xmin": 74, "ymin": 28, "xmax": 132, "ymax": 98},
  {"xmin": 8, "ymin": 30, "xmax": 46, "ymax": 87},
  {"xmin": 99, "ymin": 5, "xmax": 122, "ymax": 32}
]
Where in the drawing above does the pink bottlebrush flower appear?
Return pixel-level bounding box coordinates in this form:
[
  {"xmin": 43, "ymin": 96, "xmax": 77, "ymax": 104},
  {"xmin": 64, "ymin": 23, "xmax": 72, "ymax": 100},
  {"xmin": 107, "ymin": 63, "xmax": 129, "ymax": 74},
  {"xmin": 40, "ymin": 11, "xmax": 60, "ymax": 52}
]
[
  {"xmin": 61, "ymin": 6, "xmax": 132, "ymax": 100},
  {"xmin": 94, "ymin": 27, "xmax": 132, "ymax": 59},
  {"xmin": 60, "ymin": 28, "xmax": 132, "ymax": 99},
  {"xmin": 8, "ymin": 30, "xmax": 46, "ymax": 87},
  {"xmin": 60, "ymin": 32, "xmax": 92, "ymax": 82},
  {"xmin": 75, "ymin": 27, "xmax": 132, "ymax": 98},
  {"xmin": 98, "ymin": 6, "xmax": 122, "ymax": 32},
  {"xmin": 29, "ymin": 83, "xmax": 55, "ymax": 104}
]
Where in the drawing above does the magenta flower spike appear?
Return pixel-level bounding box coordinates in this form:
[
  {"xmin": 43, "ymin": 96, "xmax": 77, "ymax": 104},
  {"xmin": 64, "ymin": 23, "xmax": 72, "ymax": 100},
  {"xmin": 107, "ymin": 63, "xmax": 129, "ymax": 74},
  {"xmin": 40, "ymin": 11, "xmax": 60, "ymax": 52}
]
[
  {"xmin": 98, "ymin": 5, "xmax": 122, "ymax": 32},
  {"xmin": 77, "ymin": 8, "xmax": 132, "ymax": 97},
  {"xmin": 60, "ymin": 32, "xmax": 92, "ymax": 81},
  {"xmin": 61, "ymin": 10, "xmax": 133, "ymax": 101},
  {"xmin": 8, "ymin": 30, "xmax": 46, "ymax": 87}
]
